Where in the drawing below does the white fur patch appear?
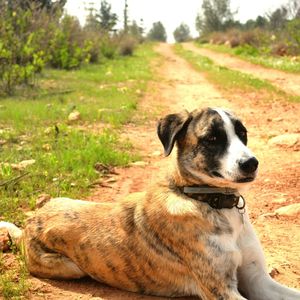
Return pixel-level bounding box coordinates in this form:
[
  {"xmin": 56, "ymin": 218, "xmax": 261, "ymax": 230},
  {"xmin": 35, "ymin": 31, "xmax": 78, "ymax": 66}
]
[{"xmin": 213, "ymin": 108, "xmax": 254, "ymax": 182}]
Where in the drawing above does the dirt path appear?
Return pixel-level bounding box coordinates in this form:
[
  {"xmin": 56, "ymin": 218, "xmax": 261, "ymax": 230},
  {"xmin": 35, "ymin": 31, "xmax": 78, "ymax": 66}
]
[
  {"xmin": 183, "ymin": 43, "xmax": 300, "ymax": 96},
  {"xmin": 26, "ymin": 44, "xmax": 300, "ymax": 299}
]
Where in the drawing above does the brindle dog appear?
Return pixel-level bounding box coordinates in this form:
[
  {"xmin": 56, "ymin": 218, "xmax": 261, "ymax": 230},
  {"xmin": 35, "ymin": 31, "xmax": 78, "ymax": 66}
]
[{"xmin": 1, "ymin": 108, "xmax": 300, "ymax": 300}]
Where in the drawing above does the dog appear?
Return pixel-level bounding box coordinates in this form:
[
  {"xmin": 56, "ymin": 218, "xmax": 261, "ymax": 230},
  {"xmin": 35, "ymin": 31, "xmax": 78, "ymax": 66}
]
[{"xmin": 1, "ymin": 107, "xmax": 300, "ymax": 300}]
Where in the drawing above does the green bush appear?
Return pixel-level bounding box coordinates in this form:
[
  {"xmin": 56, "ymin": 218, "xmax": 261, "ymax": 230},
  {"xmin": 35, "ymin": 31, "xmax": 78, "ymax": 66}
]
[
  {"xmin": 0, "ymin": 5, "xmax": 49, "ymax": 95},
  {"xmin": 234, "ymin": 44, "xmax": 260, "ymax": 56},
  {"xmin": 49, "ymin": 15, "xmax": 89, "ymax": 69},
  {"xmin": 100, "ymin": 37, "xmax": 118, "ymax": 59},
  {"xmin": 286, "ymin": 19, "xmax": 300, "ymax": 55}
]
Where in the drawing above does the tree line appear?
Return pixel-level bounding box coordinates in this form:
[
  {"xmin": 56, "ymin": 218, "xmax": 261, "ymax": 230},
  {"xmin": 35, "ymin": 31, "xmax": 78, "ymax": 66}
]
[
  {"xmin": 1, "ymin": 0, "xmax": 299, "ymax": 95},
  {"xmin": 0, "ymin": 0, "xmax": 167, "ymax": 95}
]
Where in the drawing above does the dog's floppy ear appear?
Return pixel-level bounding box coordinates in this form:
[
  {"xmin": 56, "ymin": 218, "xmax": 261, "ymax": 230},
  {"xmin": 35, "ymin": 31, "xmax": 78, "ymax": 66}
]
[{"xmin": 157, "ymin": 110, "xmax": 192, "ymax": 156}]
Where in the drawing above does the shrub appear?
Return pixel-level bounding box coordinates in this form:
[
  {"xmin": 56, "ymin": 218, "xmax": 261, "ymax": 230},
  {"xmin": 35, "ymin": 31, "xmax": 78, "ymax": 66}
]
[
  {"xmin": 271, "ymin": 42, "xmax": 289, "ymax": 56},
  {"xmin": 49, "ymin": 15, "xmax": 89, "ymax": 69},
  {"xmin": 209, "ymin": 32, "xmax": 227, "ymax": 45},
  {"xmin": 82, "ymin": 31, "xmax": 102, "ymax": 63},
  {"xmin": 234, "ymin": 44, "xmax": 260, "ymax": 56},
  {"xmin": 100, "ymin": 36, "xmax": 118, "ymax": 59},
  {"xmin": 118, "ymin": 35, "xmax": 137, "ymax": 56},
  {"xmin": 285, "ymin": 19, "xmax": 300, "ymax": 55},
  {"xmin": 0, "ymin": 4, "xmax": 50, "ymax": 95}
]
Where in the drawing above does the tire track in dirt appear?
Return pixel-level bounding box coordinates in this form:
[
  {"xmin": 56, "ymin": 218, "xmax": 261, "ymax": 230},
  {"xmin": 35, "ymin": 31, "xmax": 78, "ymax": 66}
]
[
  {"xmin": 27, "ymin": 43, "xmax": 300, "ymax": 299},
  {"xmin": 183, "ymin": 43, "xmax": 300, "ymax": 97}
]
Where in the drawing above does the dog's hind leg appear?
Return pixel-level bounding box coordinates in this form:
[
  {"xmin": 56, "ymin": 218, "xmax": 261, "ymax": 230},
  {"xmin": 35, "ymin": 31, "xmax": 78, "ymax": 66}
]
[{"xmin": 25, "ymin": 236, "xmax": 86, "ymax": 280}]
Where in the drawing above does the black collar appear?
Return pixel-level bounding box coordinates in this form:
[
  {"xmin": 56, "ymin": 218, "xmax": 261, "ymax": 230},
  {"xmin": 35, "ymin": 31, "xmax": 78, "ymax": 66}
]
[{"xmin": 181, "ymin": 186, "xmax": 245, "ymax": 210}]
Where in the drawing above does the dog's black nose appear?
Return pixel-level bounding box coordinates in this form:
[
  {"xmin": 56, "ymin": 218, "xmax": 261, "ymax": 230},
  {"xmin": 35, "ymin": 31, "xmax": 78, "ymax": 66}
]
[{"xmin": 239, "ymin": 157, "xmax": 259, "ymax": 174}]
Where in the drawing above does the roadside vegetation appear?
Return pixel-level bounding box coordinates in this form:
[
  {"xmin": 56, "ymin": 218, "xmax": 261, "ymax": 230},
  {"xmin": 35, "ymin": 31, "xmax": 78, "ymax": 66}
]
[
  {"xmin": 174, "ymin": 44, "xmax": 300, "ymax": 103},
  {"xmin": 199, "ymin": 43, "xmax": 300, "ymax": 74},
  {"xmin": 0, "ymin": 44, "xmax": 155, "ymax": 226},
  {"xmin": 195, "ymin": 0, "xmax": 300, "ymax": 73}
]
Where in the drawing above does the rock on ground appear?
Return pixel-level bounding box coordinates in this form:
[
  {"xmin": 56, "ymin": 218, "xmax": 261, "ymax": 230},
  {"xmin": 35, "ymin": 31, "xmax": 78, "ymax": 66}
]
[
  {"xmin": 268, "ymin": 133, "xmax": 300, "ymax": 147},
  {"xmin": 275, "ymin": 203, "xmax": 300, "ymax": 217}
]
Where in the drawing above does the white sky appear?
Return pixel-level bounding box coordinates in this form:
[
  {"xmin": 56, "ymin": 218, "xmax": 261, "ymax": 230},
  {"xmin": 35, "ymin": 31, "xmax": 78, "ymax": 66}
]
[{"xmin": 65, "ymin": 0, "xmax": 289, "ymax": 42}]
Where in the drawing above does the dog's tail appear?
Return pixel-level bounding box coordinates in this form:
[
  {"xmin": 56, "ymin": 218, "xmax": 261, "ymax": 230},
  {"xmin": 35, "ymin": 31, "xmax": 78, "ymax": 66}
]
[{"xmin": 0, "ymin": 221, "xmax": 23, "ymax": 248}]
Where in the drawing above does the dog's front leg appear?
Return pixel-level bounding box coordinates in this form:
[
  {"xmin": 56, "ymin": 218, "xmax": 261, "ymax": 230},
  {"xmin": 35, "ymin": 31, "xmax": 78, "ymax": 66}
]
[{"xmin": 237, "ymin": 212, "xmax": 300, "ymax": 300}]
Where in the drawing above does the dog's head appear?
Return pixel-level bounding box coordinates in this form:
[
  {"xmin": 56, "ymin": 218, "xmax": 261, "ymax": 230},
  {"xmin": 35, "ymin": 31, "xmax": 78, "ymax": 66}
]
[{"xmin": 157, "ymin": 107, "xmax": 258, "ymax": 190}]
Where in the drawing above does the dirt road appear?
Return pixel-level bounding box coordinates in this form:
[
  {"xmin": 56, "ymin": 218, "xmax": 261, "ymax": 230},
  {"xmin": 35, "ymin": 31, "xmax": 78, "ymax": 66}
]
[
  {"xmin": 183, "ymin": 43, "xmax": 300, "ymax": 97},
  {"xmin": 26, "ymin": 44, "xmax": 300, "ymax": 299}
]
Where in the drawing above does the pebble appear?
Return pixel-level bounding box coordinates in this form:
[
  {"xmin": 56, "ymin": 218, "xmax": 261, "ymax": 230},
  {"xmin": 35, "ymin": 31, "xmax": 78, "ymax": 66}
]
[
  {"xmin": 129, "ymin": 161, "xmax": 148, "ymax": 167},
  {"xmin": 68, "ymin": 111, "xmax": 81, "ymax": 122}
]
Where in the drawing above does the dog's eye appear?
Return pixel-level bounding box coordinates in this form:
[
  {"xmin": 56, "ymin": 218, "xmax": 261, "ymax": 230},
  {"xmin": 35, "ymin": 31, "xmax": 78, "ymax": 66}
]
[
  {"xmin": 207, "ymin": 135, "xmax": 217, "ymax": 142},
  {"xmin": 239, "ymin": 131, "xmax": 246, "ymax": 138}
]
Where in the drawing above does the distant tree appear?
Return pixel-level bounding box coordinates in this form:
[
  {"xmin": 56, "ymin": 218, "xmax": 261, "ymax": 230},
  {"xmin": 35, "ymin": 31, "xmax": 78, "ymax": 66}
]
[
  {"xmin": 255, "ymin": 15, "xmax": 268, "ymax": 28},
  {"xmin": 97, "ymin": 0, "xmax": 118, "ymax": 31},
  {"xmin": 268, "ymin": 6, "xmax": 288, "ymax": 31},
  {"xmin": 244, "ymin": 19, "xmax": 256, "ymax": 30},
  {"xmin": 147, "ymin": 21, "xmax": 167, "ymax": 42},
  {"xmin": 124, "ymin": 0, "xmax": 129, "ymax": 33},
  {"xmin": 129, "ymin": 20, "xmax": 144, "ymax": 41},
  {"xmin": 85, "ymin": 11, "xmax": 100, "ymax": 31},
  {"xmin": 173, "ymin": 23, "xmax": 191, "ymax": 42},
  {"xmin": 287, "ymin": 0, "xmax": 300, "ymax": 19},
  {"xmin": 19, "ymin": 0, "xmax": 66, "ymax": 12},
  {"xmin": 196, "ymin": 0, "xmax": 234, "ymax": 35}
]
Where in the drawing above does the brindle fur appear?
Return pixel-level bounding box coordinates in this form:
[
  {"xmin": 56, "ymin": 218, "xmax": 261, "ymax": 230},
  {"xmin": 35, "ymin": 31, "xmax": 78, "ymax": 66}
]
[{"xmin": 5, "ymin": 108, "xmax": 300, "ymax": 300}]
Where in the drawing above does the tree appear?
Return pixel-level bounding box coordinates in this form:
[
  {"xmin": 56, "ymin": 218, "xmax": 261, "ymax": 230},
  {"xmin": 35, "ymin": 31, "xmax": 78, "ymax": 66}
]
[
  {"xmin": 19, "ymin": 0, "xmax": 66, "ymax": 12},
  {"xmin": 287, "ymin": 0, "xmax": 300, "ymax": 19},
  {"xmin": 147, "ymin": 22, "xmax": 167, "ymax": 42},
  {"xmin": 129, "ymin": 20, "xmax": 144, "ymax": 41},
  {"xmin": 196, "ymin": 0, "xmax": 234, "ymax": 35},
  {"xmin": 268, "ymin": 6, "xmax": 288, "ymax": 31},
  {"xmin": 255, "ymin": 15, "xmax": 268, "ymax": 28},
  {"xmin": 97, "ymin": 0, "xmax": 118, "ymax": 31},
  {"xmin": 124, "ymin": 0, "xmax": 129, "ymax": 33},
  {"xmin": 173, "ymin": 23, "xmax": 191, "ymax": 43}
]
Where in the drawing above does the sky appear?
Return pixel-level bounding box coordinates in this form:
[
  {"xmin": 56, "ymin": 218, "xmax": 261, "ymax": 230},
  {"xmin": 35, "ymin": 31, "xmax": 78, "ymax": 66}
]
[{"xmin": 65, "ymin": 0, "xmax": 289, "ymax": 42}]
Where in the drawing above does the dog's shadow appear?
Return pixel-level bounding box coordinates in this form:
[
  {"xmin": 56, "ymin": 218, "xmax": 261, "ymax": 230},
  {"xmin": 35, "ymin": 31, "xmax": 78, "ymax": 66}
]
[{"xmin": 38, "ymin": 277, "xmax": 198, "ymax": 299}]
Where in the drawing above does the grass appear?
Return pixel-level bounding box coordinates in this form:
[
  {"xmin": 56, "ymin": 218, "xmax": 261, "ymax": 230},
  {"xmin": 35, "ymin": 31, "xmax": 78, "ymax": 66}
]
[
  {"xmin": 174, "ymin": 44, "xmax": 300, "ymax": 103},
  {"xmin": 199, "ymin": 43, "xmax": 300, "ymax": 74},
  {"xmin": 0, "ymin": 43, "xmax": 156, "ymax": 226},
  {"xmin": 0, "ymin": 249, "xmax": 28, "ymax": 299},
  {"xmin": 0, "ymin": 43, "xmax": 156, "ymax": 298}
]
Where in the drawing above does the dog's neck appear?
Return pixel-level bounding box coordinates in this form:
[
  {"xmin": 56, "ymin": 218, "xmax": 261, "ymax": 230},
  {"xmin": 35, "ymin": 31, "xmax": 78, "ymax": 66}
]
[{"xmin": 169, "ymin": 168, "xmax": 244, "ymax": 210}]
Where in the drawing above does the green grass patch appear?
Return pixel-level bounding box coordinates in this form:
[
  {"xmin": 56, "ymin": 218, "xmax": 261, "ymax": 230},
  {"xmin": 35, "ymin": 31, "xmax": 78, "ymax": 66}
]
[
  {"xmin": 174, "ymin": 44, "xmax": 300, "ymax": 103},
  {"xmin": 199, "ymin": 43, "xmax": 300, "ymax": 74},
  {"xmin": 0, "ymin": 43, "xmax": 156, "ymax": 225}
]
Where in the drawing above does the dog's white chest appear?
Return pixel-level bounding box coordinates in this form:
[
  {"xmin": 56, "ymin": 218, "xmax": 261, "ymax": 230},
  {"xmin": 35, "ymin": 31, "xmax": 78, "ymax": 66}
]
[{"xmin": 209, "ymin": 209, "xmax": 244, "ymax": 271}]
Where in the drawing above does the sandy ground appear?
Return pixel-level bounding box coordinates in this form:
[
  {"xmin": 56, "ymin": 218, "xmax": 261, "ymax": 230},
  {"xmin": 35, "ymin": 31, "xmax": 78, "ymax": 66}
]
[
  {"xmin": 4, "ymin": 43, "xmax": 299, "ymax": 299},
  {"xmin": 183, "ymin": 43, "xmax": 300, "ymax": 97}
]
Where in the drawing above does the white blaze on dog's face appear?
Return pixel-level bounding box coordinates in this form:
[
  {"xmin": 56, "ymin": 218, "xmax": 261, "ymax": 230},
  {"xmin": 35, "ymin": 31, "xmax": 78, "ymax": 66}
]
[
  {"xmin": 157, "ymin": 107, "xmax": 259, "ymax": 191},
  {"xmin": 212, "ymin": 108, "xmax": 258, "ymax": 185}
]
